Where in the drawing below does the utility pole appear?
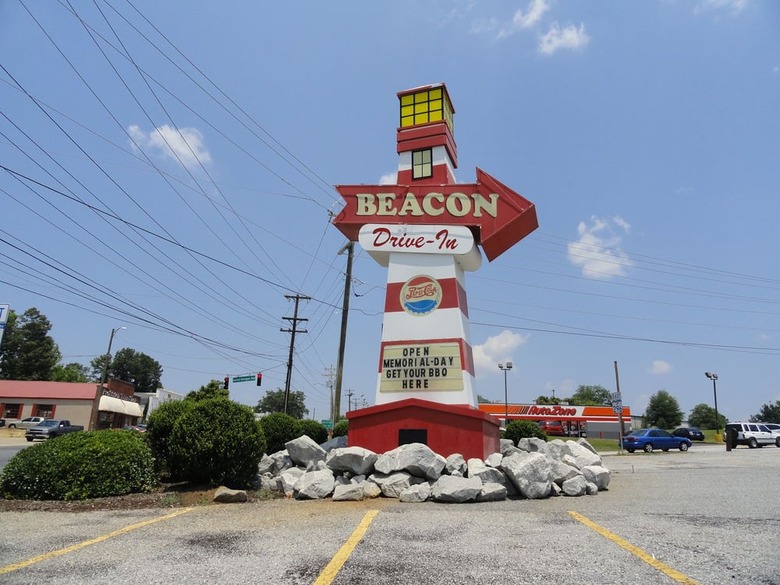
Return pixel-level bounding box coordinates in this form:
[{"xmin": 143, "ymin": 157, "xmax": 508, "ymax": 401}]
[
  {"xmin": 281, "ymin": 294, "xmax": 309, "ymax": 414},
  {"xmin": 324, "ymin": 365, "xmax": 336, "ymax": 423},
  {"xmin": 89, "ymin": 325, "xmax": 125, "ymax": 431},
  {"xmin": 334, "ymin": 241, "xmax": 354, "ymax": 423},
  {"xmin": 346, "ymin": 389, "xmax": 354, "ymax": 413},
  {"xmin": 614, "ymin": 360, "xmax": 625, "ymax": 454}
]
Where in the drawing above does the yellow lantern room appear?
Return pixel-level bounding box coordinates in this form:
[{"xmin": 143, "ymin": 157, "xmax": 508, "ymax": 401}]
[{"xmin": 396, "ymin": 83, "xmax": 458, "ymax": 184}]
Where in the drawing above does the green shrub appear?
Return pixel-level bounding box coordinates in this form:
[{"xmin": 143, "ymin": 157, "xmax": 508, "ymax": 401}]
[
  {"xmin": 504, "ymin": 420, "xmax": 547, "ymax": 445},
  {"xmin": 168, "ymin": 399, "xmax": 266, "ymax": 488},
  {"xmin": 299, "ymin": 419, "xmax": 328, "ymax": 445},
  {"xmin": 332, "ymin": 419, "xmax": 348, "ymax": 437},
  {"xmin": 0, "ymin": 430, "xmax": 156, "ymax": 500},
  {"xmin": 259, "ymin": 412, "xmax": 301, "ymax": 454},
  {"xmin": 146, "ymin": 399, "xmax": 195, "ymax": 479}
]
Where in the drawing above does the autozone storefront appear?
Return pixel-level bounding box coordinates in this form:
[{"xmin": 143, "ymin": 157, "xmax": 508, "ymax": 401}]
[{"xmin": 478, "ymin": 403, "xmax": 631, "ymax": 439}]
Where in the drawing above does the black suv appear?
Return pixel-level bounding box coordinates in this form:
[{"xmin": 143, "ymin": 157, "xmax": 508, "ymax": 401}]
[{"xmin": 672, "ymin": 427, "xmax": 705, "ymax": 441}]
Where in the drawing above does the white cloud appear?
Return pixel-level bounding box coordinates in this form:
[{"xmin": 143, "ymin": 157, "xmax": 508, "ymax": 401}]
[
  {"xmin": 539, "ymin": 22, "xmax": 590, "ymax": 55},
  {"xmin": 379, "ymin": 172, "xmax": 397, "ymax": 185},
  {"xmin": 128, "ymin": 124, "xmax": 211, "ymax": 169},
  {"xmin": 695, "ymin": 0, "xmax": 748, "ymax": 16},
  {"xmin": 498, "ymin": 0, "xmax": 550, "ymax": 38},
  {"xmin": 544, "ymin": 379, "xmax": 576, "ymax": 397},
  {"xmin": 473, "ymin": 330, "xmax": 529, "ymax": 375},
  {"xmin": 567, "ymin": 215, "xmax": 633, "ymax": 279},
  {"xmin": 649, "ymin": 360, "xmax": 672, "ymax": 375},
  {"xmin": 612, "ymin": 215, "xmax": 631, "ymax": 233},
  {"xmin": 469, "ymin": 17, "xmax": 500, "ymax": 36}
]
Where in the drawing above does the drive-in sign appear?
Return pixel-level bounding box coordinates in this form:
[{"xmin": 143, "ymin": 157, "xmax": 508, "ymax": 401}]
[{"xmin": 334, "ymin": 168, "xmax": 538, "ymax": 261}]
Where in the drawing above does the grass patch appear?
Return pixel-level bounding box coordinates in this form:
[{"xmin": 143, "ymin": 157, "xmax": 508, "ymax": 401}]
[
  {"xmin": 583, "ymin": 438, "xmax": 619, "ymax": 453},
  {"xmin": 701, "ymin": 429, "xmax": 724, "ymax": 443},
  {"xmin": 253, "ymin": 489, "xmax": 283, "ymax": 500},
  {"xmin": 160, "ymin": 493, "xmax": 180, "ymax": 507}
]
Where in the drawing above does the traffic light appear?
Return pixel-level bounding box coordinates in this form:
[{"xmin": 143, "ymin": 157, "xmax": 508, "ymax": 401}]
[
  {"xmin": 256, "ymin": 372, "xmax": 263, "ymax": 386},
  {"xmin": 224, "ymin": 376, "xmax": 229, "ymax": 389}
]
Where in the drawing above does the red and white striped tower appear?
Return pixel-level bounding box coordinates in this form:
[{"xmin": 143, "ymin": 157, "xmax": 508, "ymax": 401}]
[
  {"xmin": 369, "ymin": 84, "xmax": 479, "ymax": 408},
  {"xmin": 333, "ymin": 84, "xmax": 538, "ymax": 458}
]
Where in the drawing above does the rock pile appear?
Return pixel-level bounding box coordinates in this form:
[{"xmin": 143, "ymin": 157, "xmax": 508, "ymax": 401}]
[{"xmin": 252, "ymin": 435, "xmax": 610, "ymax": 504}]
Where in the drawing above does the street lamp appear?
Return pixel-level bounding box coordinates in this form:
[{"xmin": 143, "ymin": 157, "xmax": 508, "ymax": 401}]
[
  {"xmin": 705, "ymin": 372, "xmax": 720, "ymax": 440},
  {"xmin": 498, "ymin": 362, "xmax": 513, "ymax": 428}
]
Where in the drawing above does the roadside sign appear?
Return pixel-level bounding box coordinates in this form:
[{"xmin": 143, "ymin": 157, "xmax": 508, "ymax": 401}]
[
  {"xmin": 321, "ymin": 419, "xmax": 333, "ymax": 430},
  {"xmin": 612, "ymin": 403, "xmax": 623, "ymax": 413}
]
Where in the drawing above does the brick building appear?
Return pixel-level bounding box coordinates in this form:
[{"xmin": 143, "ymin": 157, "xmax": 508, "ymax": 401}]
[{"xmin": 0, "ymin": 380, "xmax": 143, "ymax": 430}]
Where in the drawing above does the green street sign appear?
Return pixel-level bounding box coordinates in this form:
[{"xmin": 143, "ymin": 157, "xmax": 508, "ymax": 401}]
[
  {"xmin": 232, "ymin": 375, "xmax": 254, "ymax": 383},
  {"xmin": 321, "ymin": 419, "xmax": 333, "ymax": 430}
]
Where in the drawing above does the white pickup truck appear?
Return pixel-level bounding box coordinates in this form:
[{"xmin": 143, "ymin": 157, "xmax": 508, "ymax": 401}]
[{"xmin": 6, "ymin": 416, "xmax": 46, "ymax": 429}]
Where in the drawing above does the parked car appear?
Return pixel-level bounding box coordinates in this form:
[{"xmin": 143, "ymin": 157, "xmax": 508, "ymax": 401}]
[
  {"xmin": 25, "ymin": 419, "xmax": 84, "ymax": 441},
  {"xmin": 6, "ymin": 416, "xmax": 46, "ymax": 429},
  {"xmin": 622, "ymin": 428, "xmax": 691, "ymax": 453},
  {"xmin": 672, "ymin": 427, "xmax": 705, "ymax": 441},
  {"xmin": 0, "ymin": 419, "xmax": 5, "ymax": 428},
  {"xmin": 723, "ymin": 422, "xmax": 780, "ymax": 448},
  {"xmin": 537, "ymin": 420, "xmax": 565, "ymax": 435},
  {"xmin": 122, "ymin": 423, "xmax": 147, "ymax": 433}
]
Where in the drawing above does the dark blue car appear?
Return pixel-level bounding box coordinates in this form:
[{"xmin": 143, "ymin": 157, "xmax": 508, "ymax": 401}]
[
  {"xmin": 672, "ymin": 427, "xmax": 705, "ymax": 441},
  {"xmin": 622, "ymin": 428, "xmax": 691, "ymax": 453}
]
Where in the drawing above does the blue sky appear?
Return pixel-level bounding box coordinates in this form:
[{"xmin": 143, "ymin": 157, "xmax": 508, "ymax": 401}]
[{"xmin": 1, "ymin": 0, "xmax": 778, "ymax": 422}]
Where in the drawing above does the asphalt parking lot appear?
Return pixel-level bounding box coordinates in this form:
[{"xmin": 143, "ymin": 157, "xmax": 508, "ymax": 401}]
[{"xmin": 1, "ymin": 442, "xmax": 778, "ymax": 585}]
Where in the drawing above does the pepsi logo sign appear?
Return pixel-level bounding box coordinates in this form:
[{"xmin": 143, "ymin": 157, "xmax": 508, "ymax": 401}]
[{"xmin": 400, "ymin": 275, "xmax": 441, "ymax": 316}]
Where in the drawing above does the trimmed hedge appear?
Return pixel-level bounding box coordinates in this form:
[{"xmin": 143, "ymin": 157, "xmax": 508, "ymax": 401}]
[
  {"xmin": 146, "ymin": 399, "xmax": 195, "ymax": 479},
  {"xmin": 504, "ymin": 420, "xmax": 547, "ymax": 445},
  {"xmin": 259, "ymin": 412, "xmax": 301, "ymax": 454},
  {"xmin": 168, "ymin": 399, "xmax": 266, "ymax": 488},
  {"xmin": 332, "ymin": 419, "xmax": 348, "ymax": 438},
  {"xmin": 0, "ymin": 430, "xmax": 156, "ymax": 500},
  {"xmin": 299, "ymin": 419, "xmax": 328, "ymax": 445}
]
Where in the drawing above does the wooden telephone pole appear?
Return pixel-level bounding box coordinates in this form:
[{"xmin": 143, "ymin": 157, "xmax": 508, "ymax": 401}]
[
  {"xmin": 334, "ymin": 241, "xmax": 354, "ymax": 422},
  {"xmin": 281, "ymin": 294, "xmax": 309, "ymax": 414}
]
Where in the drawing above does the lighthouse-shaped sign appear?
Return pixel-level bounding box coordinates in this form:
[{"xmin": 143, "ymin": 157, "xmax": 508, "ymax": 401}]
[{"xmin": 333, "ymin": 84, "xmax": 538, "ymax": 459}]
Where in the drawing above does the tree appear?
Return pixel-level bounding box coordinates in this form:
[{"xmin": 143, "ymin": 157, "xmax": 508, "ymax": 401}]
[
  {"xmin": 91, "ymin": 348, "xmax": 162, "ymax": 393},
  {"xmin": 186, "ymin": 379, "xmax": 229, "ymax": 402},
  {"xmin": 688, "ymin": 403, "xmax": 727, "ymax": 430},
  {"xmin": 477, "ymin": 394, "xmax": 496, "ymax": 403},
  {"xmin": 534, "ymin": 395, "xmax": 560, "ymax": 405},
  {"xmin": 569, "ymin": 385, "xmax": 612, "ymax": 406},
  {"xmin": 750, "ymin": 401, "xmax": 780, "ymax": 424},
  {"xmin": 51, "ymin": 362, "xmax": 91, "ymax": 383},
  {"xmin": 0, "ymin": 308, "xmax": 61, "ymax": 380},
  {"xmin": 644, "ymin": 390, "xmax": 683, "ymax": 429},
  {"xmin": 255, "ymin": 388, "xmax": 309, "ymax": 419}
]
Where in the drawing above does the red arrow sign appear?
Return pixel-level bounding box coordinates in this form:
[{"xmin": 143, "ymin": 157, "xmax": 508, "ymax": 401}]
[{"xmin": 333, "ymin": 168, "xmax": 538, "ymax": 262}]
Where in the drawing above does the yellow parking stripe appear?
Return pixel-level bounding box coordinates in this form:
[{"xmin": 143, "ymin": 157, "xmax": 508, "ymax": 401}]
[
  {"xmin": 568, "ymin": 511, "xmax": 701, "ymax": 585},
  {"xmin": 0, "ymin": 507, "xmax": 193, "ymax": 575},
  {"xmin": 313, "ymin": 510, "xmax": 379, "ymax": 585}
]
